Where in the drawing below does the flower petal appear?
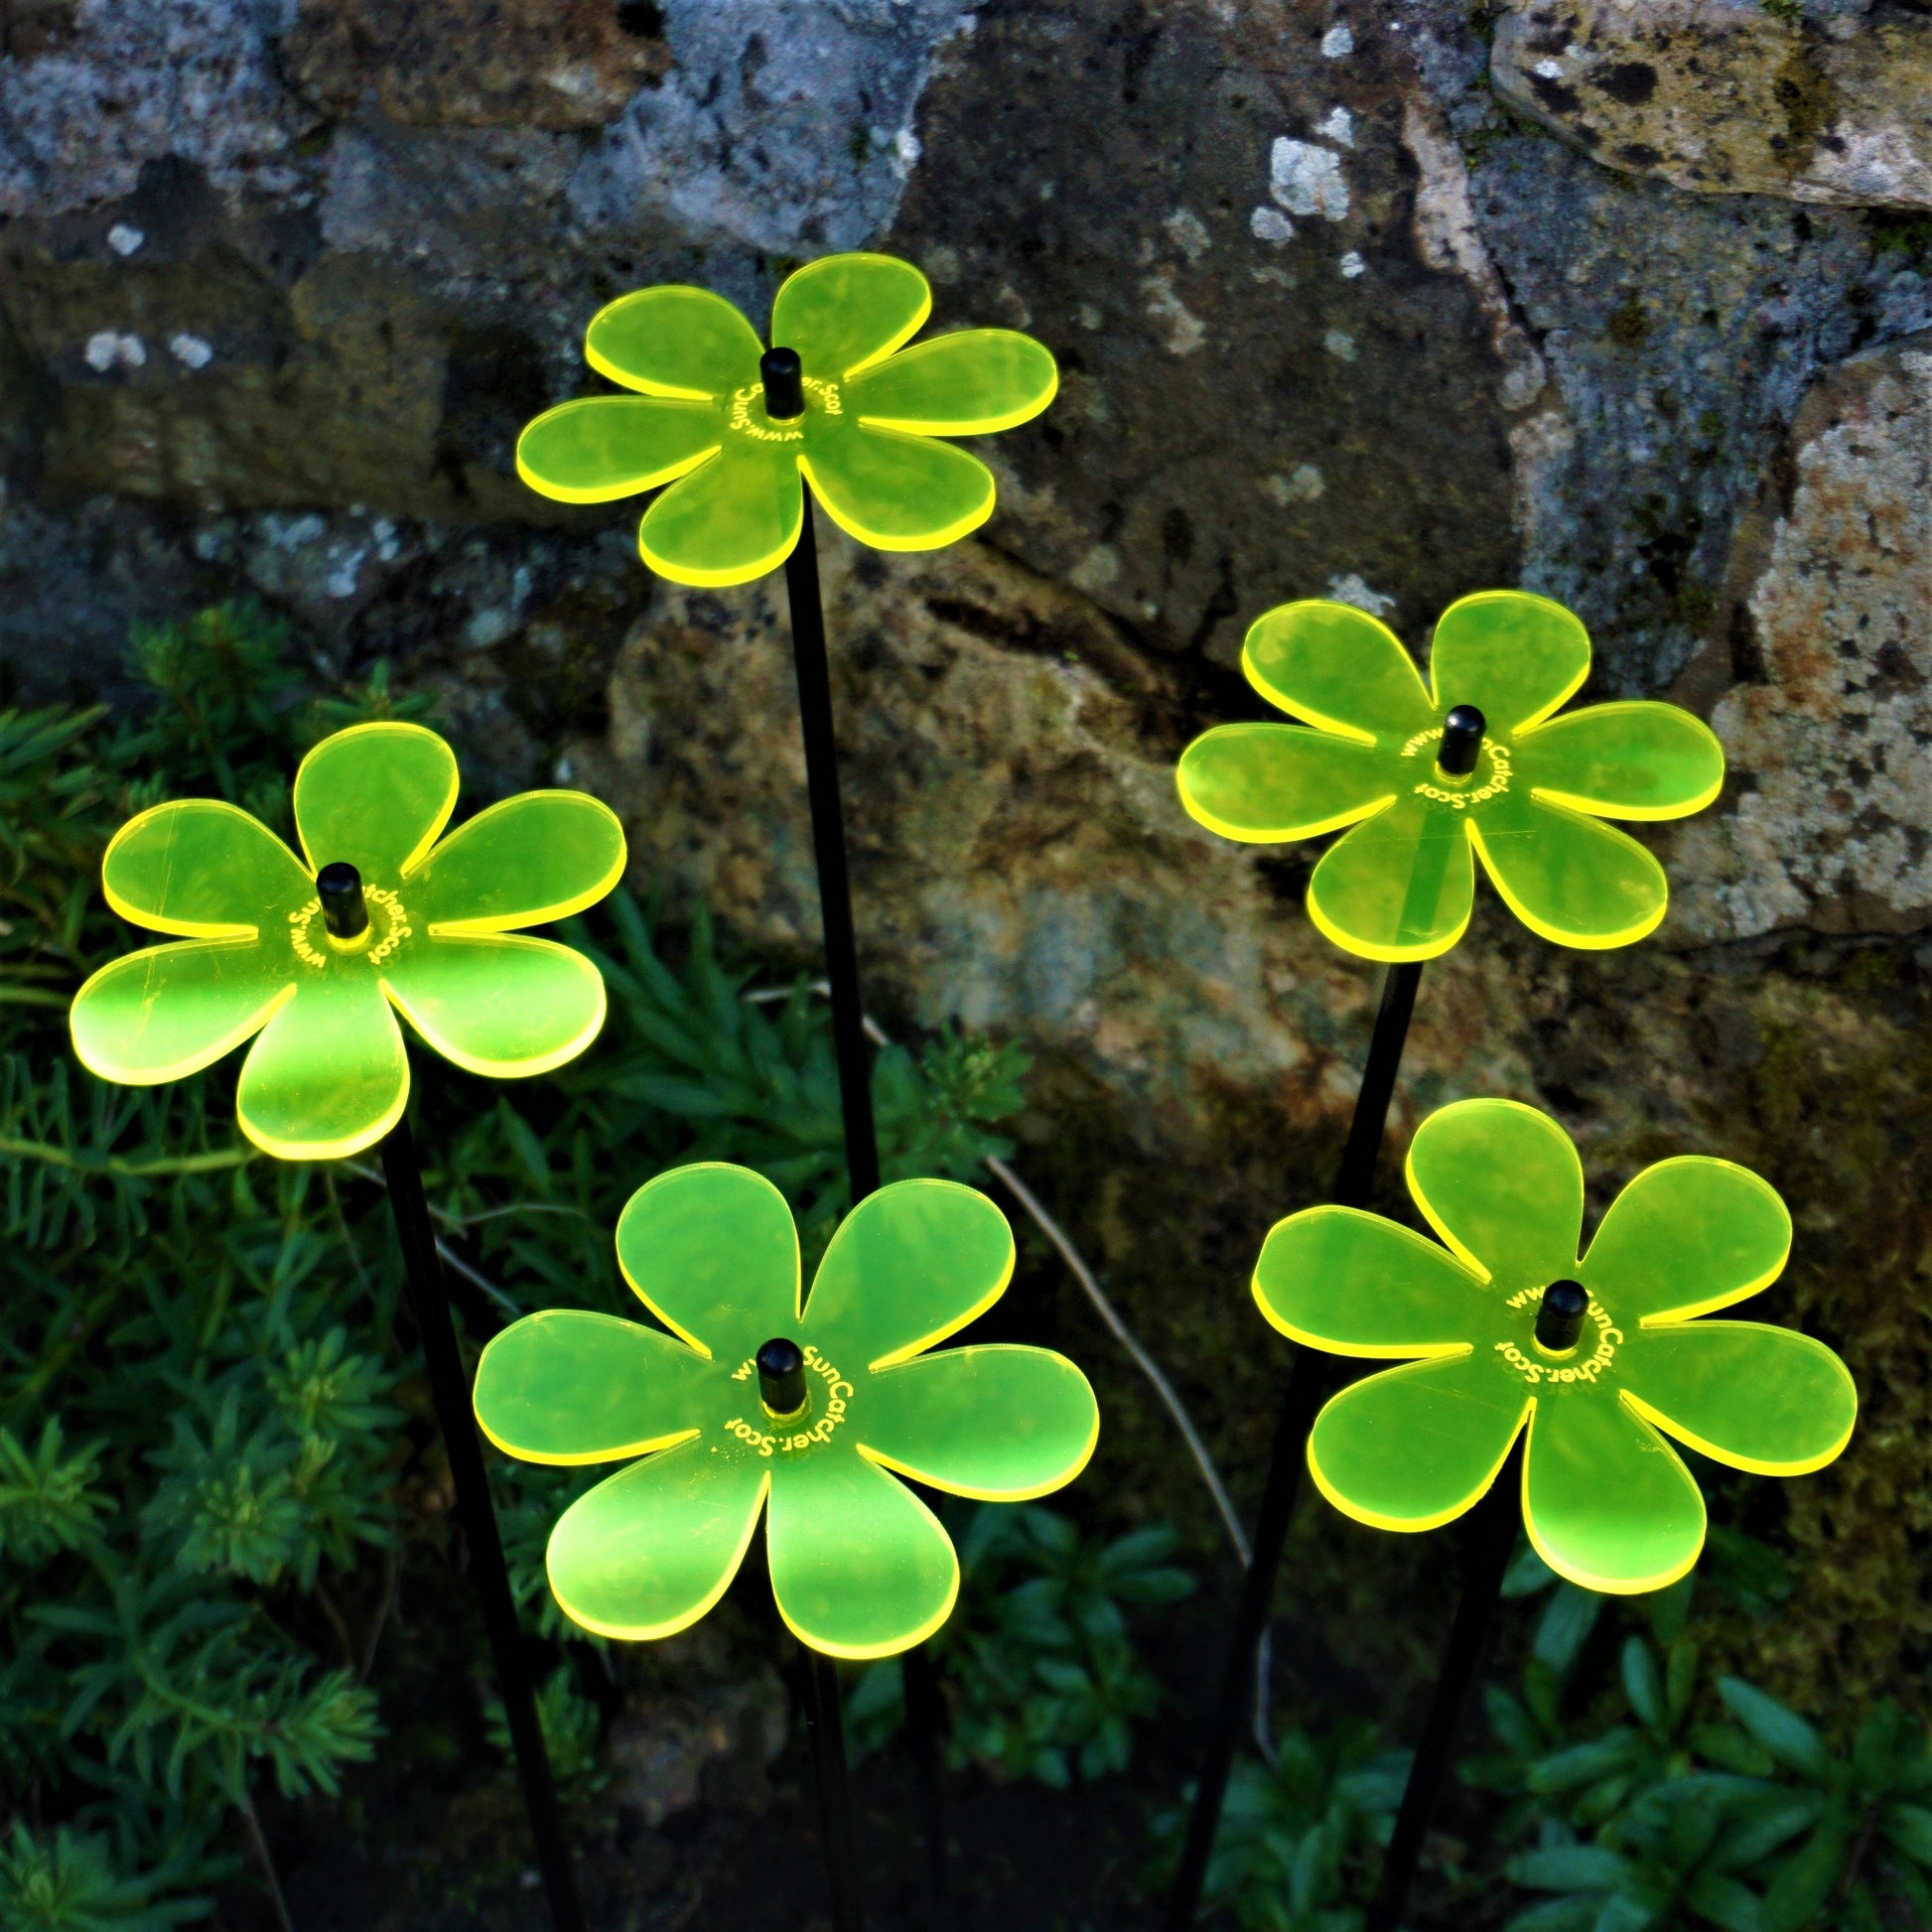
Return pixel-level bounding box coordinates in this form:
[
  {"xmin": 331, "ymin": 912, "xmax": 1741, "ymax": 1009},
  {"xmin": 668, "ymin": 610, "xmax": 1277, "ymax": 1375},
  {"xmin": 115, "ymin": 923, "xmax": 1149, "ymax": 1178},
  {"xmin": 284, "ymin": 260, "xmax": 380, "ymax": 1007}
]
[
  {"xmin": 547, "ymin": 1440, "xmax": 768, "ymax": 1641},
  {"xmin": 382, "ymin": 934, "xmax": 606, "ymax": 1078},
  {"xmin": 516, "ymin": 397, "xmax": 722, "ymax": 503},
  {"xmin": 1176, "ymin": 725, "xmax": 1396, "ymax": 843},
  {"xmin": 234, "ymin": 970, "xmax": 408, "ymax": 1161},
  {"xmin": 410, "ymin": 792, "xmax": 626, "ymax": 930},
  {"xmin": 849, "ymin": 330, "xmax": 1057, "ymax": 435},
  {"xmin": 767, "ymin": 1450, "xmax": 958, "ymax": 1657},
  {"xmin": 583, "ymin": 286, "xmax": 763, "ymax": 399},
  {"xmin": 1619, "ymin": 1323, "xmax": 1856, "ymax": 1475},
  {"xmin": 803, "ymin": 429, "xmax": 994, "ymax": 551},
  {"xmin": 1241, "ymin": 601, "xmax": 1434, "ymax": 743},
  {"xmin": 101, "ymin": 800, "xmax": 312, "ymax": 936},
  {"xmin": 770, "ymin": 253, "xmax": 931, "ymax": 381},
  {"xmin": 293, "ymin": 724, "xmax": 458, "ymax": 883},
  {"xmin": 1523, "ymin": 1394, "xmax": 1704, "ymax": 1593},
  {"xmin": 856, "ymin": 1346, "xmax": 1098, "ymax": 1499},
  {"xmin": 70, "ymin": 940, "xmax": 289, "ymax": 1085},
  {"xmin": 1306, "ymin": 793, "xmax": 1475, "ymax": 962},
  {"xmin": 1469, "ymin": 795, "xmax": 1669, "ymax": 950},
  {"xmin": 1253, "ymin": 1206, "xmax": 1480, "ymax": 1356},
  {"xmin": 615, "ymin": 1164, "xmax": 798, "ymax": 1361},
  {"xmin": 802, "ymin": 1179, "xmax": 1014, "ymax": 1369},
  {"xmin": 1308, "ymin": 1354, "xmax": 1527, "ymax": 1534},
  {"xmin": 1514, "ymin": 702, "xmax": 1725, "ymax": 822},
  {"xmin": 1583, "ymin": 1158, "xmax": 1792, "ymax": 1324},
  {"xmin": 1428, "ymin": 591, "xmax": 1590, "ymax": 734},
  {"xmin": 638, "ymin": 443, "xmax": 802, "ymax": 587},
  {"xmin": 475, "ymin": 1310, "xmax": 715, "ymax": 1464},
  {"xmin": 1405, "ymin": 1099, "xmax": 1584, "ymax": 1293}
]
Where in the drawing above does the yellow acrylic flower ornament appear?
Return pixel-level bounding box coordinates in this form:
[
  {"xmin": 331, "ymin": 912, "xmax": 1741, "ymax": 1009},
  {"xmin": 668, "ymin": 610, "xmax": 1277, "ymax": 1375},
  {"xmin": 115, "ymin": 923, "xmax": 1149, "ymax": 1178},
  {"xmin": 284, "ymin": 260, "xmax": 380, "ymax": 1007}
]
[
  {"xmin": 1176, "ymin": 592, "xmax": 1725, "ymax": 960},
  {"xmin": 515, "ymin": 252, "xmax": 1057, "ymax": 586},
  {"xmin": 473, "ymin": 1164, "xmax": 1100, "ymax": 1657},
  {"xmin": 69, "ymin": 724, "xmax": 626, "ymax": 1161},
  {"xmin": 1255, "ymin": 1099, "xmax": 1855, "ymax": 1592}
]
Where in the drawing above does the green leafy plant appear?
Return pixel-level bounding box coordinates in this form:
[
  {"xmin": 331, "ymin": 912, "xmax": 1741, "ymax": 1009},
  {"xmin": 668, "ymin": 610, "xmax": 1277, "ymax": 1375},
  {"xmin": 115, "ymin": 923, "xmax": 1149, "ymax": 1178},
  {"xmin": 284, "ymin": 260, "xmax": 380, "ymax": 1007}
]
[
  {"xmin": 1151, "ymin": 1719, "xmax": 1408, "ymax": 1931},
  {"xmin": 845, "ymin": 1503, "xmax": 1192, "ymax": 1788}
]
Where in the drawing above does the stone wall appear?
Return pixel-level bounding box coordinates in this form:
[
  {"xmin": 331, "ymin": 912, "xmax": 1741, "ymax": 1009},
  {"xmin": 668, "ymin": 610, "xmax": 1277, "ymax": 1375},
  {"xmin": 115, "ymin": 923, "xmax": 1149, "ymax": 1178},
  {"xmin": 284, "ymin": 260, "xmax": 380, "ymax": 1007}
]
[{"xmin": 3, "ymin": 0, "xmax": 1928, "ymax": 1709}]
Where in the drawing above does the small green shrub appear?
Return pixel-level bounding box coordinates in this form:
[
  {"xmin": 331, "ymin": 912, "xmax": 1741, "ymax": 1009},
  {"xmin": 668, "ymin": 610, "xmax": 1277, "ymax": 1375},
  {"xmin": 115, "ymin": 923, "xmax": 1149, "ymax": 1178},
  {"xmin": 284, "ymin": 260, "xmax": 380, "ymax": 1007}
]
[{"xmin": 0, "ymin": 603, "xmax": 1032, "ymax": 1925}]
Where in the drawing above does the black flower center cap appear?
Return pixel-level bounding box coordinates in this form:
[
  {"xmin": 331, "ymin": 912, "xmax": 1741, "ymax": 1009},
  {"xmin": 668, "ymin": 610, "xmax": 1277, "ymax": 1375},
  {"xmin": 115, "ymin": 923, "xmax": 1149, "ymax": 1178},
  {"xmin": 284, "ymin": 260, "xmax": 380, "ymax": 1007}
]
[
  {"xmin": 317, "ymin": 862, "xmax": 369, "ymax": 940},
  {"xmin": 760, "ymin": 346, "xmax": 805, "ymax": 421},
  {"xmin": 757, "ymin": 1336, "xmax": 809, "ymax": 1419},
  {"xmin": 1535, "ymin": 1278, "xmax": 1589, "ymax": 1353},
  {"xmin": 1436, "ymin": 704, "xmax": 1487, "ymax": 778}
]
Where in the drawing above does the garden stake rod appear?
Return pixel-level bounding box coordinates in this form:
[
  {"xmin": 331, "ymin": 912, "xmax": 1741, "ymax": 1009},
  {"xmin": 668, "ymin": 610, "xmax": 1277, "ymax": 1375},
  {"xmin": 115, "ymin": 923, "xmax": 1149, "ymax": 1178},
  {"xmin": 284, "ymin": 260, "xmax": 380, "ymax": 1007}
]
[
  {"xmin": 378, "ymin": 1111, "xmax": 587, "ymax": 1932},
  {"xmin": 1365, "ymin": 1433, "xmax": 1526, "ymax": 1932},
  {"xmin": 803, "ymin": 1643, "xmax": 870, "ymax": 1932},
  {"xmin": 774, "ymin": 358, "xmax": 949, "ymax": 1930},
  {"xmin": 1164, "ymin": 958, "xmax": 1424, "ymax": 1932}
]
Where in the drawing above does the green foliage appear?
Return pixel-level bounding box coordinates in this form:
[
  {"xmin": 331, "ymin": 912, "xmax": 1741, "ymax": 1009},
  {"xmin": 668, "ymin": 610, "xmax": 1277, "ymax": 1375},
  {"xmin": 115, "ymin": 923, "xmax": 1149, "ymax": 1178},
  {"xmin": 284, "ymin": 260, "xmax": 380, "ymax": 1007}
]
[
  {"xmin": 845, "ymin": 1504, "xmax": 1192, "ymax": 1789},
  {"xmin": 0, "ymin": 602, "xmax": 1035, "ymax": 1926},
  {"xmin": 1152, "ymin": 1720, "xmax": 1408, "ymax": 1931},
  {"xmin": 1480, "ymin": 1545, "xmax": 1932, "ymax": 1931}
]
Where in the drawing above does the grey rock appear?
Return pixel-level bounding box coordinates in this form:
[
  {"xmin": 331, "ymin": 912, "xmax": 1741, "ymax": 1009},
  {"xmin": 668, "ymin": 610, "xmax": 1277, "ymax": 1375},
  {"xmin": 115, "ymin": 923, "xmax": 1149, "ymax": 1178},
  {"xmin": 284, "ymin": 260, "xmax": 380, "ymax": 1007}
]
[
  {"xmin": 1492, "ymin": 0, "xmax": 1932, "ymax": 209},
  {"xmin": 1667, "ymin": 331, "xmax": 1932, "ymax": 939}
]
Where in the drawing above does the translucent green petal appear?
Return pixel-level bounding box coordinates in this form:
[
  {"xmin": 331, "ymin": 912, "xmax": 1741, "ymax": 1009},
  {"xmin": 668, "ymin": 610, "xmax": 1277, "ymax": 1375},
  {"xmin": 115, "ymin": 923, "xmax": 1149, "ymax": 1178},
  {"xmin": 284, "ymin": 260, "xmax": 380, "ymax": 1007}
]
[
  {"xmin": 475, "ymin": 1311, "xmax": 715, "ymax": 1464},
  {"xmin": 70, "ymin": 941, "xmax": 289, "ymax": 1085},
  {"xmin": 1469, "ymin": 795, "xmax": 1668, "ymax": 950},
  {"xmin": 547, "ymin": 1441, "xmax": 768, "ymax": 1641},
  {"xmin": 293, "ymin": 724, "xmax": 458, "ymax": 882},
  {"xmin": 234, "ymin": 970, "xmax": 407, "ymax": 1161},
  {"xmin": 1241, "ymin": 601, "xmax": 1434, "ymax": 743},
  {"xmin": 1308, "ymin": 1354, "xmax": 1527, "ymax": 1533},
  {"xmin": 1428, "ymin": 591, "xmax": 1590, "ymax": 734},
  {"xmin": 1583, "ymin": 1158, "xmax": 1792, "ymax": 1323},
  {"xmin": 1515, "ymin": 702, "xmax": 1725, "ymax": 822},
  {"xmin": 101, "ymin": 800, "xmax": 312, "ymax": 936},
  {"xmin": 615, "ymin": 1164, "xmax": 798, "ymax": 1360},
  {"xmin": 802, "ymin": 1179, "xmax": 1014, "ymax": 1369},
  {"xmin": 849, "ymin": 330, "xmax": 1057, "ymax": 435},
  {"xmin": 1405, "ymin": 1099, "xmax": 1584, "ymax": 1292},
  {"xmin": 1620, "ymin": 1323, "xmax": 1856, "ymax": 1475},
  {"xmin": 856, "ymin": 1346, "xmax": 1098, "ymax": 1499},
  {"xmin": 770, "ymin": 253, "xmax": 930, "ymax": 382},
  {"xmin": 382, "ymin": 935, "xmax": 606, "ymax": 1078},
  {"xmin": 584, "ymin": 286, "xmax": 763, "ymax": 399},
  {"xmin": 1253, "ymin": 1206, "xmax": 1480, "ymax": 1356},
  {"xmin": 803, "ymin": 430, "xmax": 994, "ymax": 551},
  {"xmin": 1524, "ymin": 1395, "xmax": 1705, "ymax": 1593},
  {"xmin": 1175, "ymin": 725, "xmax": 1396, "ymax": 843},
  {"xmin": 411, "ymin": 792, "xmax": 626, "ymax": 930},
  {"xmin": 637, "ymin": 443, "xmax": 802, "ymax": 587},
  {"xmin": 767, "ymin": 1449, "xmax": 957, "ymax": 1657},
  {"xmin": 1306, "ymin": 793, "xmax": 1474, "ymax": 962},
  {"xmin": 515, "ymin": 397, "xmax": 722, "ymax": 503}
]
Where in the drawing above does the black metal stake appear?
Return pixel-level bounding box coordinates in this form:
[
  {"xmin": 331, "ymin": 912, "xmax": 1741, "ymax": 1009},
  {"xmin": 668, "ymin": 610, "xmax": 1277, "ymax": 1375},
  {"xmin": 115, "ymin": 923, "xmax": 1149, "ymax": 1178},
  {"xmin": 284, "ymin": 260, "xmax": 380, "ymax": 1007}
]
[
  {"xmin": 1165, "ymin": 959, "xmax": 1424, "ymax": 1930},
  {"xmin": 802, "ymin": 1645, "xmax": 869, "ymax": 1932},
  {"xmin": 773, "ymin": 352, "xmax": 949, "ymax": 1927},
  {"xmin": 1366, "ymin": 1437, "xmax": 1525, "ymax": 1932},
  {"xmin": 379, "ymin": 1113, "xmax": 586, "ymax": 1932}
]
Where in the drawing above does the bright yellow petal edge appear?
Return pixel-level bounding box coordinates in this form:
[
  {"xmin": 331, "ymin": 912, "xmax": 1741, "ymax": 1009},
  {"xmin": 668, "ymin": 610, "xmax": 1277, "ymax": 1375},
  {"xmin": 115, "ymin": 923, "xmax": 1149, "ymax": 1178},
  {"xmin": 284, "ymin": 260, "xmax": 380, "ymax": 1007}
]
[
  {"xmin": 856, "ymin": 1370, "xmax": 1101, "ymax": 1504},
  {"xmin": 799, "ymin": 449, "xmax": 996, "ymax": 555},
  {"xmin": 1307, "ymin": 1392, "xmax": 1529, "ymax": 1536},
  {"xmin": 637, "ymin": 506, "xmax": 804, "ymax": 587},
  {"xmin": 69, "ymin": 966, "xmax": 292, "ymax": 1088},
  {"xmin": 549, "ymin": 1469, "xmax": 771, "ymax": 1642},
  {"xmin": 233, "ymin": 1065, "xmax": 411, "ymax": 1164},
  {"xmin": 1305, "ymin": 870, "xmax": 1475, "ymax": 964},
  {"xmin": 1465, "ymin": 817, "xmax": 1668, "ymax": 952},
  {"xmin": 417, "ymin": 794, "xmax": 629, "ymax": 930},
  {"xmin": 98, "ymin": 802, "xmax": 288, "ymax": 938},
  {"xmin": 293, "ymin": 722, "xmax": 460, "ymax": 878},
  {"xmin": 862, "ymin": 1233, "xmax": 1016, "ymax": 1372},
  {"xmin": 381, "ymin": 956, "xmax": 609, "ymax": 1082},
  {"xmin": 773, "ymin": 1492, "xmax": 963, "ymax": 1663}
]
